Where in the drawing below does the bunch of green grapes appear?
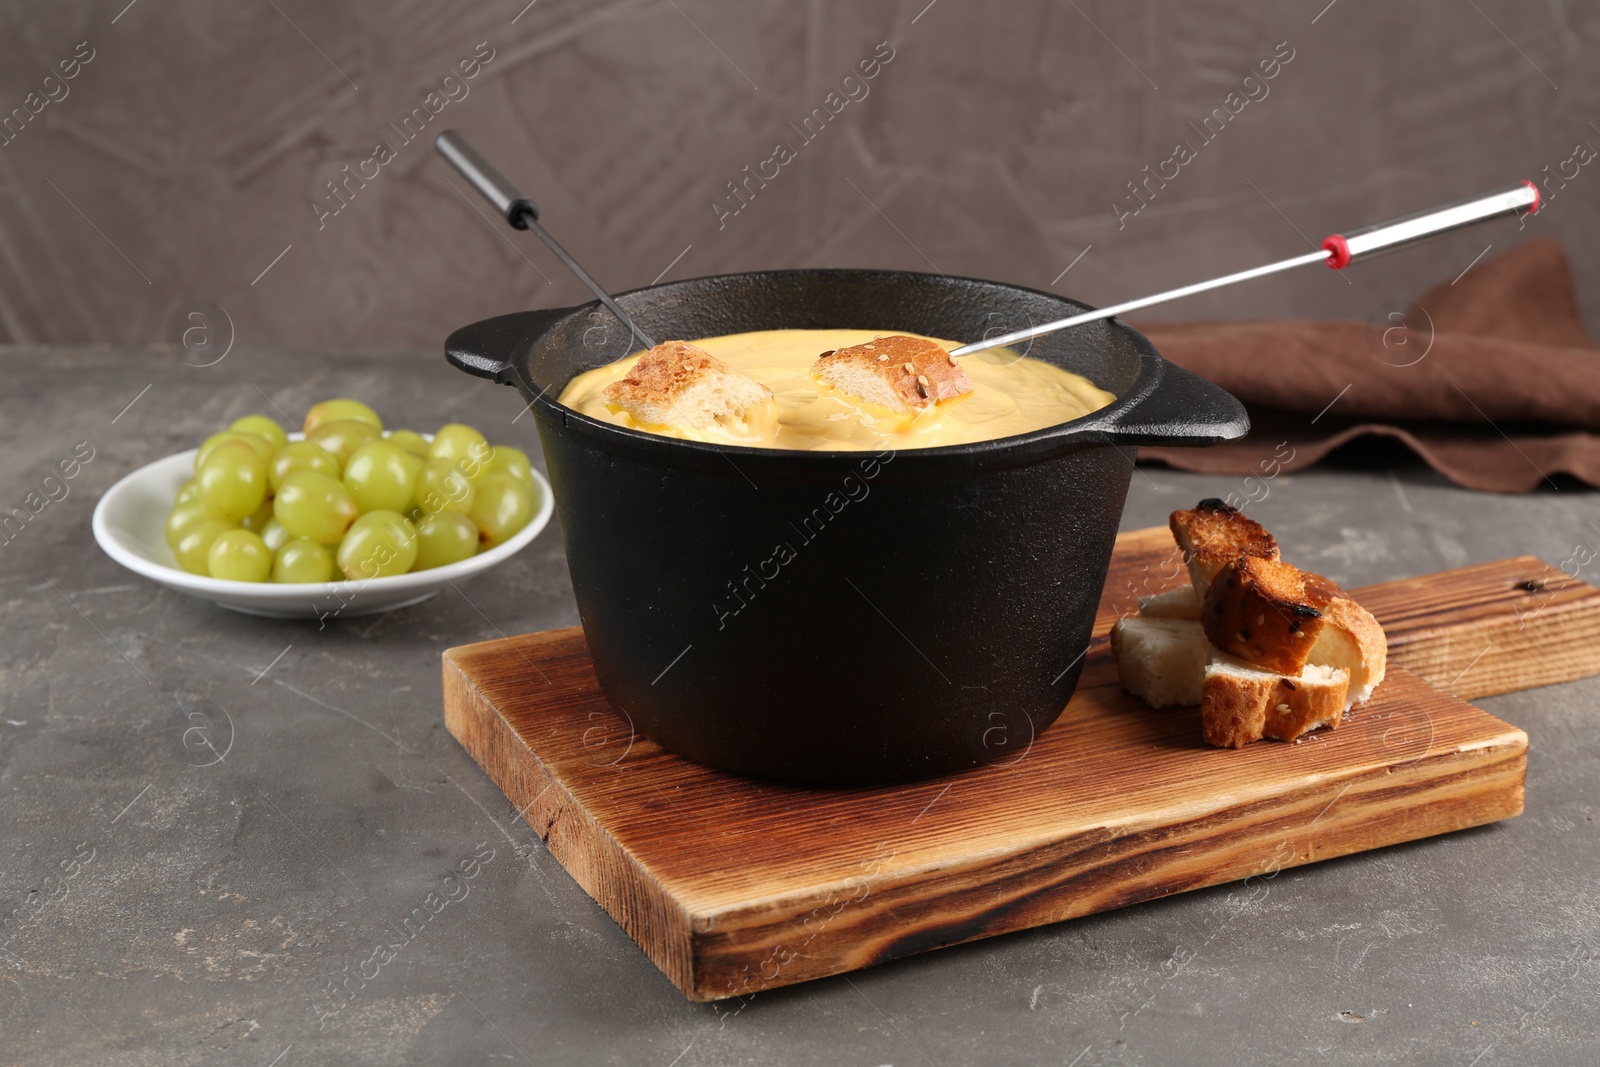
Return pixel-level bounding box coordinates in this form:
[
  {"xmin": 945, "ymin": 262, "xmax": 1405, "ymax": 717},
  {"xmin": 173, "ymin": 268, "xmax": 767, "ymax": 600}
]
[{"xmin": 164, "ymin": 399, "xmax": 539, "ymax": 583}]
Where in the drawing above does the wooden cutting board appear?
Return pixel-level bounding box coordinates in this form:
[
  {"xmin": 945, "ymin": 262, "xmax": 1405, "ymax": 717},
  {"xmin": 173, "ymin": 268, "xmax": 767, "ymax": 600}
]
[{"xmin": 443, "ymin": 527, "xmax": 1600, "ymax": 1001}]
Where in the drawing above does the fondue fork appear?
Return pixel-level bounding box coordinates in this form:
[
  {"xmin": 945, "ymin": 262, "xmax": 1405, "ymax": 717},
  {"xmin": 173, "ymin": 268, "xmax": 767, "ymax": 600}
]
[
  {"xmin": 950, "ymin": 182, "xmax": 1542, "ymax": 357},
  {"xmin": 435, "ymin": 129, "xmax": 657, "ymax": 351}
]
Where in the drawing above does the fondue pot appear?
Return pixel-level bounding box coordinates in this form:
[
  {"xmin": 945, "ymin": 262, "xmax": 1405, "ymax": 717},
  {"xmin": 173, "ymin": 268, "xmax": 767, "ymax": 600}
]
[{"xmin": 445, "ymin": 268, "xmax": 1246, "ymax": 784}]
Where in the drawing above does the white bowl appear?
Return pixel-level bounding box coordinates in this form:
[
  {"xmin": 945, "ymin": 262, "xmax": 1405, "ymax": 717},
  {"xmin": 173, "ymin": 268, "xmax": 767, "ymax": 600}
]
[{"xmin": 92, "ymin": 442, "xmax": 554, "ymax": 619}]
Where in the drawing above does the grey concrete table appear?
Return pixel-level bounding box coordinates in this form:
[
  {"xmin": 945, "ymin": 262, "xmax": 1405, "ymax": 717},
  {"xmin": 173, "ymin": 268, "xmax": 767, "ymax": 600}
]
[{"xmin": 2, "ymin": 347, "xmax": 1597, "ymax": 1067}]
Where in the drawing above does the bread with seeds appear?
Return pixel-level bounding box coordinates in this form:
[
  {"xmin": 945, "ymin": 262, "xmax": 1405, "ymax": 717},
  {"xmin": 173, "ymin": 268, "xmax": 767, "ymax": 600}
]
[
  {"xmin": 603, "ymin": 340, "xmax": 771, "ymax": 429},
  {"xmin": 812, "ymin": 335, "xmax": 973, "ymax": 414},
  {"xmin": 1201, "ymin": 556, "xmax": 1340, "ymax": 675},
  {"xmin": 1203, "ymin": 555, "xmax": 1386, "ymax": 708},
  {"xmin": 1170, "ymin": 499, "xmax": 1279, "ymax": 596},
  {"xmin": 1201, "ymin": 652, "xmax": 1351, "ymax": 748}
]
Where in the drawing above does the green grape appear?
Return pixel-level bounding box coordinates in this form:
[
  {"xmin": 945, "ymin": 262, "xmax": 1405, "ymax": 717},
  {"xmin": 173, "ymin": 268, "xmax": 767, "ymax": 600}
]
[
  {"xmin": 259, "ymin": 517, "xmax": 290, "ymax": 552},
  {"xmin": 344, "ymin": 440, "xmax": 423, "ymax": 513},
  {"xmin": 469, "ymin": 473, "xmax": 534, "ymax": 548},
  {"xmin": 164, "ymin": 501, "xmax": 211, "ymax": 548},
  {"xmin": 460, "ymin": 440, "xmax": 498, "ymax": 485},
  {"xmin": 270, "ymin": 440, "xmax": 341, "ymax": 491},
  {"xmin": 336, "ymin": 510, "xmax": 417, "ymax": 580},
  {"xmin": 309, "ymin": 418, "xmax": 380, "ymax": 471},
  {"xmin": 197, "ymin": 441, "xmax": 268, "ymax": 523},
  {"xmin": 274, "ymin": 470, "xmax": 360, "ymax": 544},
  {"xmin": 241, "ymin": 498, "xmax": 275, "ymax": 532},
  {"xmin": 174, "ymin": 478, "xmax": 203, "ymax": 506},
  {"xmin": 486, "ymin": 445, "xmax": 535, "ymax": 491},
  {"xmin": 173, "ymin": 518, "xmax": 236, "ymax": 575},
  {"xmin": 412, "ymin": 511, "xmax": 479, "ymax": 570},
  {"xmin": 413, "ymin": 458, "xmax": 475, "ymax": 516},
  {"xmin": 304, "ymin": 398, "xmax": 383, "ymax": 436},
  {"xmin": 196, "ymin": 430, "xmax": 273, "ymax": 471},
  {"xmin": 273, "ymin": 538, "xmax": 335, "ymax": 583},
  {"xmin": 430, "ymin": 423, "xmax": 489, "ymax": 466},
  {"xmin": 385, "ymin": 430, "xmax": 431, "ymax": 458},
  {"xmin": 228, "ymin": 414, "xmax": 289, "ymax": 453},
  {"xmin": 208, "ymin": 529, "xmax": 272, "ymax": 582}
]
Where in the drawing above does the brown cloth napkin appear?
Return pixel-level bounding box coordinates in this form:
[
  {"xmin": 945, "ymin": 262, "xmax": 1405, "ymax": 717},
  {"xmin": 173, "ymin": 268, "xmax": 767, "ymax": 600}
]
[{"xmin": 1134, "ymin": 237, "xmax": 1600, "ymax": 492}]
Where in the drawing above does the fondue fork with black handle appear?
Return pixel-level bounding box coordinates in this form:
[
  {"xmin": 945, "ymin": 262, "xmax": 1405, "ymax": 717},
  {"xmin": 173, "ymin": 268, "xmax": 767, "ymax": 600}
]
[{"xmin": 436, "ymin": 130, "xmax": 656, "ymax": 354}]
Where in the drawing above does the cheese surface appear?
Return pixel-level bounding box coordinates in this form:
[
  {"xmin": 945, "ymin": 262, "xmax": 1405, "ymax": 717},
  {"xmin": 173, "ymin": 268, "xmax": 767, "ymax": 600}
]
[{"xmin": 557, "ymin": 329, "xmax": 1116, "ymax": 451}]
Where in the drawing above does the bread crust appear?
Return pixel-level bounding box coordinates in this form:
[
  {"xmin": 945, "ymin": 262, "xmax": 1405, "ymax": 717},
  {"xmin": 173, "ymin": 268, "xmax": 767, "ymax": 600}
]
[
  {"xmin": 1170, "ymin": 499, "xmax": 1280, "ymax": 595},
  {"xmin": 1114, "ymin": 499, "xmax": 1390, "ymax": 742},
  {"xmin": 1309, "ymin": 595, "xmax": 1389, "ymax": 706},
  {"xmin": 1201, "ymin": 654, "xmax": 1350, "ymax": 748},
  {"xmin": 1202, "ymin": 556, "xmax": 1341, "ymax": 674},
  {"xmin": 603, "ymin": 340, "xmax": 771, "ymax": 428},
  {"xmin": 812, "ymin": 335, "xmax": 973, "ymax": 414}
]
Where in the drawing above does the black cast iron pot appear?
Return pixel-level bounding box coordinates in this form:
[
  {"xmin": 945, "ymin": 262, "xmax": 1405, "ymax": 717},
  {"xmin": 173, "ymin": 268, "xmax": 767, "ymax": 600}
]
[{"xmin": 446, "ymin": 269, "xmax": 1247, "ymax": 785}]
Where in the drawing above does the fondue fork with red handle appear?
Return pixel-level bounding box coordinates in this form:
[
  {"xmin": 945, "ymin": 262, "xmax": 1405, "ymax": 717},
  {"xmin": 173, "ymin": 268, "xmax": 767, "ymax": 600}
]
[{"xmin": 950, "ymin": 182, "xmax": 1541, "ymax": 357}]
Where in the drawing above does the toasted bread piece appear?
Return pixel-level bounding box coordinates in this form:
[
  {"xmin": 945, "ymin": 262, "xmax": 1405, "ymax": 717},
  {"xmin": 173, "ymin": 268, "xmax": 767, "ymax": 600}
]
[
  {"xmin": 1110, "ymin": 616, "xmax": 1208, "ymax": 707},
  {"xmin": 1201, "ymin": 652, "xmax": 1350, "ymax": 748},
  {"xmin": 1170, "ymin": 499, "xmax": 1280, "ymax": 596},
  {"xmin": 812, "ymin": 335, "xmax": 973, "ymax": 414},
  {"xmin": 603, "ymin": 340, "xmax": 771, "ymax": 429},
  {"xmin": 1138, "ymin": 584, "xmax": 1201, "ymax": 620},
  {"xmin": 1202, "ymin": 556, "xmax": 1342, "ymax": 675},
  {"xmin": 1305, "ymin": 596, "xmax": 1388, "ymax": 707}
]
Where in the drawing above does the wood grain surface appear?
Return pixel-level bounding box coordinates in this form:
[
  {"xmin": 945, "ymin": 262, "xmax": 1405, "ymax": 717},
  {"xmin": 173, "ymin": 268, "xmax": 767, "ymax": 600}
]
[{"xmin": 440, "ymin": 527, "xmax": 1588, "ymax": 1000}]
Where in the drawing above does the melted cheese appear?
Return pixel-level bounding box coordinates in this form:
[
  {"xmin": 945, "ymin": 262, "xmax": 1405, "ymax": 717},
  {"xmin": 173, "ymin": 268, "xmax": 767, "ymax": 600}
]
[{"xmin": 557, "ymin": 328, "xmax": 1116, "ymax": 451}]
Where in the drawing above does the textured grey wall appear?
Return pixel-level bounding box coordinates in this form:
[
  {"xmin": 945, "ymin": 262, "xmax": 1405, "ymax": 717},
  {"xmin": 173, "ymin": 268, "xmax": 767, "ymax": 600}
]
[{"xmin": 1, "ymin": 0, "xmax": 1595, "ymax": 352}]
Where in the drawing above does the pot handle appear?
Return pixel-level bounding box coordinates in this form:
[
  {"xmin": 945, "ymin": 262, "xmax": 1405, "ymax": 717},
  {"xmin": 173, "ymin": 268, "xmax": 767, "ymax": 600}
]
[
  {"xmin": 1084, "ymin": 358, "xmax": 1250, "ymax": 447},
  {"xmin": 444, "ymin": 307, "xmax": 571, "ymax": 386}
]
